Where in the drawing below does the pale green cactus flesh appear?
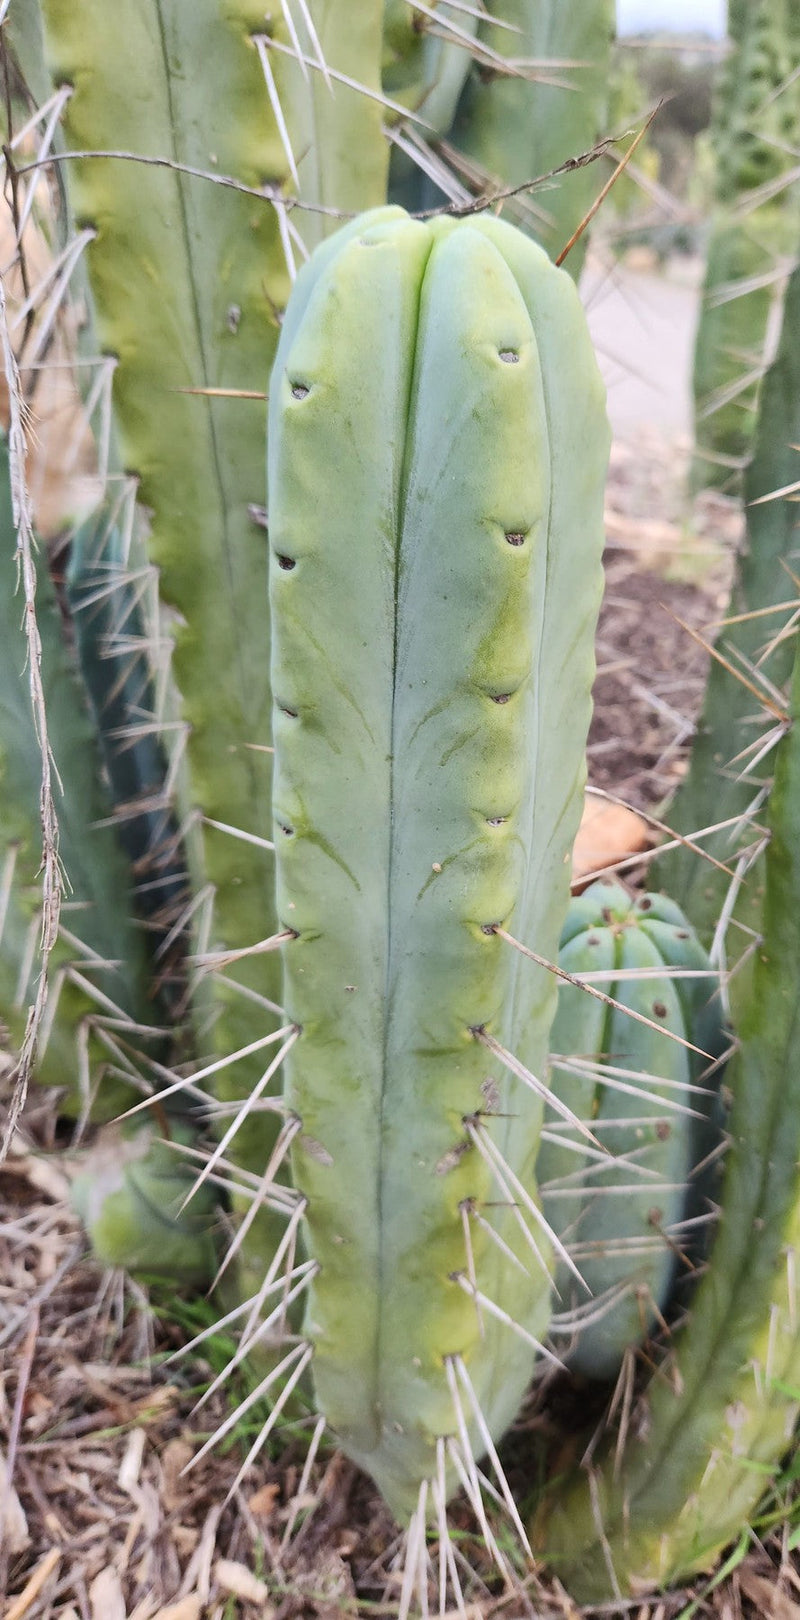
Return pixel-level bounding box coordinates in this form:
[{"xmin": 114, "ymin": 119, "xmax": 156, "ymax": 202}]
[
  {"xmin": 539, "ymin": 881, "xmax": 725, "ymax": 1381},
  {"xmin": 534, "ymin": 624, "xmax": 800, "ymax": 1602},
  {"xmin": 268, "ymin": 205, "xmax": 609, "ymax": 1516}
]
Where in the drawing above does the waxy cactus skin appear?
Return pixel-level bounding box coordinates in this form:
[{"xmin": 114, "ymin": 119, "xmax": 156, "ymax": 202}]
[
  {"xmin": 540, "ymin": 881, "xmax": 725, "ymax": 1380},
  {"xmin": 536, "ymin": 633, "xmax": 800, "ymax": 1601},
  {"xmin": 268, "ymin": 206, "xmax": 610, "ymax": 1514}
]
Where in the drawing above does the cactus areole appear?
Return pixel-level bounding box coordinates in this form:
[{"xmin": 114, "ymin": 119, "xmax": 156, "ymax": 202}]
[{"xmin": 267, "ymin": 207, "xmax": 610, "ymax": 1516}]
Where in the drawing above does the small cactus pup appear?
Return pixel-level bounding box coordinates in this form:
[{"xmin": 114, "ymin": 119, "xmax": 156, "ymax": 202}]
[
  {"xmin": 70, "ymin": 1121, "xmax": 219, "ymax": 1286},
  {"xmin": 538, "ymin": 881, "xmax": 727, "ymax": 1382},
  {"xmin": 267, "ymin": 205, "xmax": 610, "ymax": 1524},
  {"xmin": 534, "ymin": 626, "xmax": 800, "ymax": 1603}
]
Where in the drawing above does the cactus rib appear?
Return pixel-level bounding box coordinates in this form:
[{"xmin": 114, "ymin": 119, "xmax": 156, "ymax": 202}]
[
  {"xmin": 268, "ymin": 205, "xmax": 609, "ymax": 1515},
  {"xmin": 534, "ymin": 618, "xmax": 800, "ymax": 1603}
]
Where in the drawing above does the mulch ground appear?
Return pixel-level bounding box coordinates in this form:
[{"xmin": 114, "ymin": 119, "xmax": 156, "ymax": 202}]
[{"xmin": 4, "ymin": 432, "xmax": 798, "ymax": 1620}]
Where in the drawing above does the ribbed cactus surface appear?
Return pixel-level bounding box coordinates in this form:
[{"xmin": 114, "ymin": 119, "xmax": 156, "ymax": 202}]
[
  {"xmin": 692, "ymin": 0, "xmax": 799, "ymax": 488},
  {"xmin": 536, "ymin": 626, "xmax": 800, "ymax": 1600},
  {"xmin": 0, "ymin": 438, "xmax": 154, "ymax": 1119},
  {"xmin": 445, "ymin": 0, "xmax": 616, "ymax": 276},
  {"xmin": 658, "ymin": 249, "xmax": 800, "ymax": 969},
  {"xmin": 539, "ymin": 881, "xmax": 725, "ymax": 1380},
  {"xmin": 267, "ymin": 205, "xmax": 609, "ymax": 1514}
]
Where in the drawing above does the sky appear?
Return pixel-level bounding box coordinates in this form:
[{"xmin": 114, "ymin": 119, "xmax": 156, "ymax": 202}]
[{"xmin": 617, "ymin": 0, "xmax": 727, "ymax": 37}]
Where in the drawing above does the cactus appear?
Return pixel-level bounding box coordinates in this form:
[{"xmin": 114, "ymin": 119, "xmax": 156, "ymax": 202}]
[
  {"xmin": 10, "ymin": 5, "xmax": 800, "ymax": 1610},
  {"xmin": 1, "ymin": 1, "xmax": 390, "ymax": 1282},
  {"xmin": 66, "ymin": 507, "xmax": 192, "ymax": 1020},
  {"xmin": 534, "ymin": 616, "xmax": 800, "ymax": 1602},
  {"xmin": 0, "ymin": 434, "xmax": 164, "ymax": 1122},
  {"xmin": 539, "ymin": 881, "xmax": 726, "ymax": 1381},
  {"xmin": 656, "ymin": 247, "xmax": 800, "ymax": 978},
  {"xmin": 442, "ymin": 0, "xmax": 616, "ymax": 277},
  {"xmin": 692, "ymin": 0, "xmax": 799, "ymax": 489},
  {"xmin": 71, "ymin": 1121, "xmax": 219, "ymax": 1284},
  {"xmin": 266, "ymin": 204, "xmax": 609, "ymax": 1515},
  {"xmin": 382, "ymin": 0, "xmax": 479, "ymax": 210}
]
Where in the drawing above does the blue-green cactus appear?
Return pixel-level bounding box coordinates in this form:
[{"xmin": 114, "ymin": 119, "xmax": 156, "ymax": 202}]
[
  {"xmin": 268, "ymin": 204, "xmax": 609, "ymax": 1515},
  {"xmin": 539, "ymin": 881, "xmax": 726, "ymax": 1381}
]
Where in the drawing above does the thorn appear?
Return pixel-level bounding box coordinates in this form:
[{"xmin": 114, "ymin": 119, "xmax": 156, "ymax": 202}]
[
  {"xmin": 179, "ymin": 1034, "xmax": 299, "ymax": 1209},
  {"xmin": 466, "ymin": 1116, "xmax": 588, "ymax": 1289},
  {"xmin": 556, "ymin": 104, "xmax": 662, "ymax": 266},
  {"xmin": 191, "ymin": 928, "xmax": 295, "ymax": 974},
  {"xmin": 186, "ymin": 1341, "xmax": 312, "ymax": 1482},
  {"xmin": 666, "ymin": 611, "xmax": 790, "ymax": 723},
  {"xmin": 452, "ymin": 1355, "xmax": 532, "ymax": 1557},
  {"xmin": 451, "ymin": 1272, "xmax": 564, "ymax": 1370},
  {"xmin": 203, "ymin": 815, "xmax": 275, "ymax": 852},
  {"xmin": 398, "ymin": 1479, "xmax": 430, "ymax": 1620},
  {"xmin": 119, "ymin": 1025, "xmax": 296, "ymax": 1118},
  {"xmin": 471, "ymin": 1025, "xmax": 606, "ymax": 1150},
  {"xmin": 279, "ymin": 1412, "xmax": 328, "ymax": 1550},
  {"xmin": 172, "ymin": 385, "xmax": 267, "ymax": 399},
  {"xmin": 494, "ymin": 930, "xmax": 717, "ymax": 1061},
  {"xmin": 254, "ymin": 35, "xmax": 300, "ymax": 187}
]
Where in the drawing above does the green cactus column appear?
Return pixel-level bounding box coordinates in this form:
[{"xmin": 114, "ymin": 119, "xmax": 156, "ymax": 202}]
[
  {"xmin": 692, "ymin": 0, "xmax": 799, "ymax": 489},
  {"xmin": 21, "ymin": 2, "xmax": 387, "ymax": 1242},
  {"xmin": 656, "ymin": 251, "xmax": 800, "ymax": 973},
  {"xmin": 535, "ymin": 615, "xmax": 800, "ymax": 1603},
  {"xmin": 0, "ymin": 439, "xmax": 156, "ymax": 1120},
  {"xmin": 268, "ymin": 205, "xmax": 609, "ymax": 1516},
  {"xmin": 444, "ymin": 0, "xmax": 616, "ymax": 277}
]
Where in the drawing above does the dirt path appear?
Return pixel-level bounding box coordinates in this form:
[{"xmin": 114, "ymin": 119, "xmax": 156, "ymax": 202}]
[{"xmin": 581, "ymin": 250, "xmax": 703, "ymax": 438}]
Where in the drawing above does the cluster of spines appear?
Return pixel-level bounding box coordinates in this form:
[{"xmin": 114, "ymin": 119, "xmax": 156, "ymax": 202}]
[{"xmin": 691, "ymin": 0, "xmax": 800, "ymax": 489}]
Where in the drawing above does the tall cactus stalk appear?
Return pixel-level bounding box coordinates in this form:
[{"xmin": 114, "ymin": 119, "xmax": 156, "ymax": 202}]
[
  {"xmin": 0, "ymin": 438, "xmax": 157, "ymax": 1122},
  {"xmin": 692, "ymin": 0, "xmax": 799, "ymax": 490},
  {"xmin": 2, "ymin": 2, "xmax": 389, "ymax": 1276},
  {"xmin": 534, "ymin": 613, "xmax": 800, "ymax": 1602},
  {"xmin": 443, "ymin": 0, "xmax": 616, "ymax": 277},
  {"xmin": 656, "ymin": 249, "xmax": 800, "ymax": 987},
  {"xmin": 266, "ymin": 204, "xmax": 609, "ymax": 1516}
]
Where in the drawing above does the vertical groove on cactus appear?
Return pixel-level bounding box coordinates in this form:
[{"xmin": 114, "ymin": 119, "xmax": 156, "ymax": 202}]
[{"xmin": 268, "ymin": 205, "xmax": 609, "ymax": 1516}]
